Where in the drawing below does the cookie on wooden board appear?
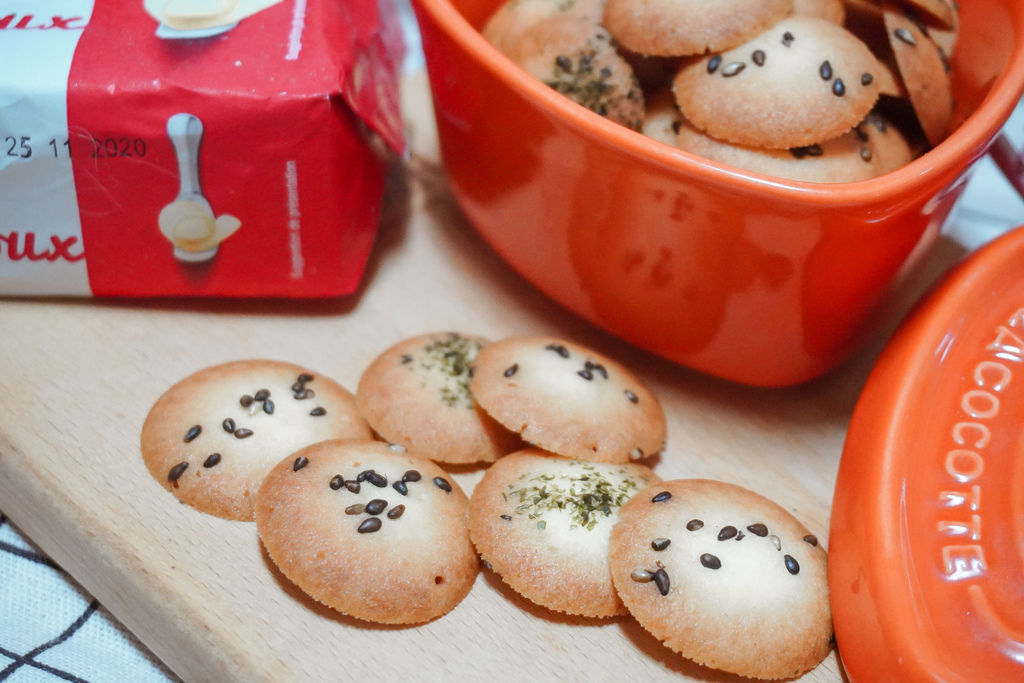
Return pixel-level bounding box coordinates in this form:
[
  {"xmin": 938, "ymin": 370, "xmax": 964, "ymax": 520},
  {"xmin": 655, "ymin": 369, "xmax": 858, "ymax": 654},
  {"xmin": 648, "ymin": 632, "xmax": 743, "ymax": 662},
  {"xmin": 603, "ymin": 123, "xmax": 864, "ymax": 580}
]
[
  {"xmin": 602, "ymin": 0, "xmax": 793, "ymax": 57},
  {"xmin": 469, "ymin": 447, "xmax": 659, "ymax": 617},
  {"xmin": 470, "ymin": 336, "xmax": 667, "ymax": 464},
  {"xmin": 356, "ymin": 332, "xmax": 520, "ymax": 464},
  {"xmin": 673, "ymin": 16, "xmax": 882, "ymax": 149},
  {"xmin": 141, "ymin": 359, "xmax": 372, "ymax": 521},
  {"xmin": 609, "ymin": 479, "xmax": 833, "ymax": 680},
  {"xmin": 255, "ymin": 439, "xmax": 479, "ymax": 624}
]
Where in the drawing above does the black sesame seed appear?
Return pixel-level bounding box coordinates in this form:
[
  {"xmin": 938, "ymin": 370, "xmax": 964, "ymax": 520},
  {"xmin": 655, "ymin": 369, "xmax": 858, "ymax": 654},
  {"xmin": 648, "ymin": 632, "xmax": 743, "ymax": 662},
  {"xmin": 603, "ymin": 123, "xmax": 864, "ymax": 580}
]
[
  {"xmin": 403, "ymin": 470, "xmax": 422, "ymax": 482},
  {"xmin": 545, "ymin": 343, "xmax": 570, "ymax": 357},
  {"xmin": 294, "ymin": 388, "xmax": 315, "ymax": 399},
  {"xmin": 855, "ymin": 126, "xmax": 869, "ymax": 141},
  {"xmin": 310, "ymin": 407, "xmax": 326, "ymax": 416},
  {"xmin": 387, "ymin": 505, "xmax": 406, "ymax": 520},
  {"xmin": 358, "ymin": 517, "xmax": 382, "ymax": 533},
  {"xmin": 400, "ymin": 354, "xmax": 413, "ymax": 364},
  {"xmin": 346, "ymin": 480, "xmax": 361, "ymax": 494},
  {"xmin": 721, "ymin": 61, "xmax": 746, "ymax": 77},
  {"xmin": 894, "ymin": 27, "xmax": 916, "ymax": 46},
  {"xmin": 330, "ymin": 475, "xmax": 345, "ymax": 490},
  {"xmin": 803, "ymin": 534, "xmax": 819, "ymax": 546},
  {"xmin": 233, "ymin": 428, "xmax": 253, "ymax": 439},
  {"xmin": 203, "ymin": 453, "xmax": 221, "ymax": 468},
  {"xmin": 293, "ymin": 456, "xmax": 309, "ymax": 471},
  {"xmin": 168, "ymin": 461, "xmax": 188, "ymax": 482},
  {"xmin": 700, "ymin": 553, "xmax": 722, "ymax": 570},
  {"xmin": 263, "ymin": 399, "xmax": 275, "ymax": 415},
  {"xmin": 184, "ymin": 425, "xmax": 201, "ymax": 443},
  {"xmin": 782, "ymin": 31, "xmax": 794, "ymax": 46},
  {"xmin": 434, "ymin": 477, "xmax": 453, "ymax": 493},
  {"xmin": 736, "ymin": 531, "xmax": 746, "ymax": 541},
  {"xmin": 578, "ymin": 369, "xmax": 594, "ymax": 380},
  {"xmin": 356, "ymin": 469, "xmax": 374, "ymax": 482},
  {"xmin": 393, "ymin": 480, "xmax": 409, "ymax": 496},
  {"xmin": 254, "ymin": 389, "xmax": 270, "ymax": 401},
  {"xmin": 861, "ymin": 72, "xmax": 873, "ymax": 86},
  {"xmin": 556, "ymin": 55, "xmax": 572, "ymax": 72},
  {"xmin": 240, "ymin": 394, "xmax": 254, "ymax": 407},
  {"xmin": 785, "ymin": 554, "xmax": 801, "ymax": 574},
  {"xmin": 746, "ymin": 523, "xmax": 768, "ymax": 537},
  {"xmin": 367, "ymin": 472, "xmax": 388, "ymax": 488},
  {"xmin": 222, "ymin": 418, "xmax": 235, "ymax": 433},
  {"xmin": 653, "ymin": 568, "xmax": 671, "ymax": 595},
  {"xmin": 590, "ymin": 363, "xmax": 608, "ymax": 379},
  {"xmin": 860, "ymin": 147, "xmax": 872, "ymax": 162},
  {"xmin": 718, "ymin": 526, "xmax": 738, "ymax": 541},
  {"xmin": 752, "ymin": 49, "xmax": 766, "ymax": 66},
  {"xmin": 346, "ymin": 503, "xmax": 365, "ymax": 514},
  {"xmin": 298, "ymin": 373, "xmax": 313, "ymax": 383},
  {"xmin": 599, "ymin": 66, "xmax": 612, "ymax": 79},
  {"xmin": 832, "ymin": 78, "xmax": 846, "ymax": 96},
  {"xmin": 624, "ymin": 389, "xmax": 639, "ymax": 404},
  {"xmin": 819, "ymin": 60, "xmax": 833, "ymax": 80},
  {"xmin": 652, "ymin": 491, "xmax": 672, "ymax": 503},
  {"xmin": 365, "ymin": 499, "xmax": 388, "ymax": 515},
  {"xmin": 651, "ymin": 538, "xmax": 671, "ymax": 551},
  {"xmin": 503, "ymin": 364, "xmax": 519, "ymax": 378},
  {"xmin": 707, "ymin": 54, "xmax": 722, "ymax": 74},
  {"xmin": 686, "ymin": 519, "xmax": 704, "ymax": 531},
  {"xmin": 500, "ymin": 514, "xmax": 512, "ymax": 521}
]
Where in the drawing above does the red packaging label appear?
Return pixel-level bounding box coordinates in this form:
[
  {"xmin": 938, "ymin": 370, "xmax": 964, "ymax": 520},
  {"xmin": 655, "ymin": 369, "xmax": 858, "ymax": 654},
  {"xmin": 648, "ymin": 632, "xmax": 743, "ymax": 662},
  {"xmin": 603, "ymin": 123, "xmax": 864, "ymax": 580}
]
[{"xmin": 0, "ymin": 0, "xmax": 404, "ymax": 298}]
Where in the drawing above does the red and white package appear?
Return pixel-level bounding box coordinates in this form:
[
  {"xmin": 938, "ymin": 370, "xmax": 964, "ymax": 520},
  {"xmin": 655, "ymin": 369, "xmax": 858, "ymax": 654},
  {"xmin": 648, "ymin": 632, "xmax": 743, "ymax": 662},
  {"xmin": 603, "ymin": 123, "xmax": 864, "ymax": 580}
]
[{"xmin": 0, "ymin": 0, "xmax": 404, "ymax": 297}]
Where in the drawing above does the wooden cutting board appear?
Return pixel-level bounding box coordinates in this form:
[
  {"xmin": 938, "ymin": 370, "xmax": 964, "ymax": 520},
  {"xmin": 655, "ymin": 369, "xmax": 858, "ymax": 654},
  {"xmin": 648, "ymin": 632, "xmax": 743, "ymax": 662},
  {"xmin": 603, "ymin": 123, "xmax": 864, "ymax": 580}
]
[{"xmin": 0, "ymin": 70, "xmax": 967, "ymax": 682}]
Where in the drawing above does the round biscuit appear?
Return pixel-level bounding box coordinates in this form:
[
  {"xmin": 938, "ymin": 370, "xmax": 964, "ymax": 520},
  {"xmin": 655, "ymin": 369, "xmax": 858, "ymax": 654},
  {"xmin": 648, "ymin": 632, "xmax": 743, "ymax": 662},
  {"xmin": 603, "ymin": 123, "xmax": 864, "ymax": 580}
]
[
  {"xmin": 356, "ymin": 332, "xmax": 520, "ymax": 464},
  {"xmin": 498, "ymin": 12, "xmax": 646, "ymax": 130},
  {"xmin": 641, "ymin": 89, "xmax": 684, "ymax": 147},
  {"xmin": 255, "ymin": 440, "xmax": 479, "ymax": 624},
  {"xmin": 141, "ymin": 359, "xmax": 372, "ymax": 521},
  {"xmin": 673, "ymin": 112, "xmax": 913, "ymax": 182},
  {"xmin": 883, "ymin": 2, "xmax": 954, "ymax": 146},
  {"xmin": 602, "ymin": 0, "xmax": 793, "ymax": 57},
  {"xmin": 609, "ymin": 479, "xmax": 833, "ymax": 680},
  {"xmin": 470, "ymin": 336, "xmax": 667, "ymax": 464},
  {"xmin": 469, "ymin": 448, "xmax": 659, "ymax": 617},
  {"xmin": 482, "ymin": 0, "xmax": 604, "ymax": 53},
  {"xmin": 673, "ymin": 16, "xmax": 882, "ymax": 149}
]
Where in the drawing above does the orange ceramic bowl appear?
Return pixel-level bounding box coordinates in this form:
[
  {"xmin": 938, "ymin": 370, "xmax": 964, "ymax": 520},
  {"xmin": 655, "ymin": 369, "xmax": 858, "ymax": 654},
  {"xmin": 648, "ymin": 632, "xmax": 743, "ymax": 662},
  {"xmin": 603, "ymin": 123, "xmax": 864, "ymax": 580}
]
[{"xmin": 410, "ymin": 0, "xmax": 1024, "ymax": 386}]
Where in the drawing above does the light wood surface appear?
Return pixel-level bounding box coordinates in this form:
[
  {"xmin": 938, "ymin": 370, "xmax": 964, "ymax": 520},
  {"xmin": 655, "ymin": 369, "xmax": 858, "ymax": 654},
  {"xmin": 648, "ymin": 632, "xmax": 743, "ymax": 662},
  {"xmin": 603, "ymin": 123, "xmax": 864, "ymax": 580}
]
[{"xmin": 0, "ymin": 70, "xmax": 968, "ymax": 683}]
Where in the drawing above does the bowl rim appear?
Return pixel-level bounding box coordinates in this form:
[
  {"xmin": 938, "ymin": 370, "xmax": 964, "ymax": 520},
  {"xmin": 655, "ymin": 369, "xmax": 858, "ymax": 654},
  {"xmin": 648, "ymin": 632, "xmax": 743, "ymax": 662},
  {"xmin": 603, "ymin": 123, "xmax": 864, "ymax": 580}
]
[{"xmin": 413, "ymin": 0, "xmax": 1024, "ymax": 205}]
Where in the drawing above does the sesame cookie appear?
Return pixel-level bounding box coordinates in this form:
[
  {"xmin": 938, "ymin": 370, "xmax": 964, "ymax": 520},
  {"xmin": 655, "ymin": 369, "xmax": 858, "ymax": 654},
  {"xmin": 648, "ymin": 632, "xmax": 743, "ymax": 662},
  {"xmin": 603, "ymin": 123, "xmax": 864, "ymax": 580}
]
[
  {"xmin": 883, "ymin": 2, "xmax": 954, "ymax": 146},
  {"xmin": 673, "ymin": 112, "xmax": 912, "ymax": 182},
  {"xmin": 356, "ymin": 332, "xmax": 520, "ymax": 464},
  {"xmin": 602, "ymin": 0, "xmax": 793, "ymax": 57},
  {"xmin": 499, "ymin": 13, "xmax": 646, "ymax": 130},
  {"xmin": 640, "ymin": 89, "xmax": 683, "ymax": 147},
  {"xmin": 469, "ymin": 448, "xmax": 659, "ymax": 617},
  {"xmin": 255, "ymin": 439, "xmax": 478, "ymax": 624},
  {"xmin": 608, "ymin": 479, "xmax": 832, "ymax": 679},
  {"xmin": 673, "ymin": 16, "xmax": 882, "ymax": 149},
  {"xmin": 470, "ymin": 336, "xmax": 667, "ymax": 463},
  {"xmin": 141, "ymin": 360, "xmax": 372, "ymax": 521}
]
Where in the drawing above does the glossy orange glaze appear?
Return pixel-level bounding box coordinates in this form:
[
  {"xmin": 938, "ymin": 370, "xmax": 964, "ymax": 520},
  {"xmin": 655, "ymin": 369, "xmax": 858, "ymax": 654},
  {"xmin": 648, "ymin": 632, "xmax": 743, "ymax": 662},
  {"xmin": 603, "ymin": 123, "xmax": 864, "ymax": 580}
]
[
  {"xmin": 411, "ymin": 0, "xmax": 1024, "ymax": 385},
  {"xmin": 830, "ymin": 224, "xmax": 1024, "ymax": 681}
]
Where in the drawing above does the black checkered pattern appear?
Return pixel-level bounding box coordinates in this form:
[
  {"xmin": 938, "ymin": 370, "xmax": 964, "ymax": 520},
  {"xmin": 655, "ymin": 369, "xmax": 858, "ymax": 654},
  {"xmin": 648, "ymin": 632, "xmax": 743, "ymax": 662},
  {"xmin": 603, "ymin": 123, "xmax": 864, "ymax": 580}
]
[{"xmin": 0, "ymin": 513, "xmax": 178, "ymax": 683}]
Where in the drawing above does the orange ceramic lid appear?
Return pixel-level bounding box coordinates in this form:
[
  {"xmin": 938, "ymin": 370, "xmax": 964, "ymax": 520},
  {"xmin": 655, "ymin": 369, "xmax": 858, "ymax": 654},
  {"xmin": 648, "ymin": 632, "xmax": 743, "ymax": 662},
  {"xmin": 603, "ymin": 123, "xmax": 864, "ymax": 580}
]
[{"xmin": 829, "ymin": 224, "xmax": 1024, "ymax": 681}]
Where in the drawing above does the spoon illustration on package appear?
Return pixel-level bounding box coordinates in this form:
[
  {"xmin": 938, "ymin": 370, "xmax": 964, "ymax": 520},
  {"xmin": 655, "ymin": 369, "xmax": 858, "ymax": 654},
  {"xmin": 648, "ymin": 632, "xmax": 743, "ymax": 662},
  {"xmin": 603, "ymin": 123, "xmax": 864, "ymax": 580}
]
[{"xmin": 158, "ymin": 113, "xmax": 241, "ymax": 262}]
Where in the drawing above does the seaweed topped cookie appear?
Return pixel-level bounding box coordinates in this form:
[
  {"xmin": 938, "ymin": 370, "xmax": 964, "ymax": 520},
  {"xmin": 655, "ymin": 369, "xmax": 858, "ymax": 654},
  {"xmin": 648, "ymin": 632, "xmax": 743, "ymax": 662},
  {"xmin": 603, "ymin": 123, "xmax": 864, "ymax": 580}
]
[
  {"xmin": 356, "ymin": 332, "xmax": 520, "ymax": 464},
  {"xmin": 470, "ymin": 448, "xmax": 659, "ymax": 616},
  {"xmin": 609, "ymin": 478, "xmax": 832, "ymax": 679},
  {"xmin": 469, "ymin": 336, "xmax": 666, "ymax": 463},
  {"xmin": 140, "ymin": 359, "xmax": 372, "ymax": 521}
]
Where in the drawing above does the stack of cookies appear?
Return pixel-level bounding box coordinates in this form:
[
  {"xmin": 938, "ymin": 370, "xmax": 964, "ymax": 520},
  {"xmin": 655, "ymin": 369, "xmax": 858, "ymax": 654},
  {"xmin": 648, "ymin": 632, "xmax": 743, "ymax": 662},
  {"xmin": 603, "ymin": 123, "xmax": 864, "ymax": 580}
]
[
  {"xmin": 140, "ymin": 333, "xmax": 833, "ymax": 679},
  {"xmin": 483, "ymin": 0, "xmax": 958, "ymax": 182}
]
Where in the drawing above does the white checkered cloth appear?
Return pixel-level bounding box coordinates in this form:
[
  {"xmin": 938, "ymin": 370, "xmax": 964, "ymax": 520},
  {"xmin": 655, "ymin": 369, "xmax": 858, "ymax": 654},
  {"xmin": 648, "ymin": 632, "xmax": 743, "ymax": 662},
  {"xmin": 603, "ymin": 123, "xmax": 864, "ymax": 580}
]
[{"xmin": 0, "ymin": 99, "xmax": 1020, "ymax": 683}]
